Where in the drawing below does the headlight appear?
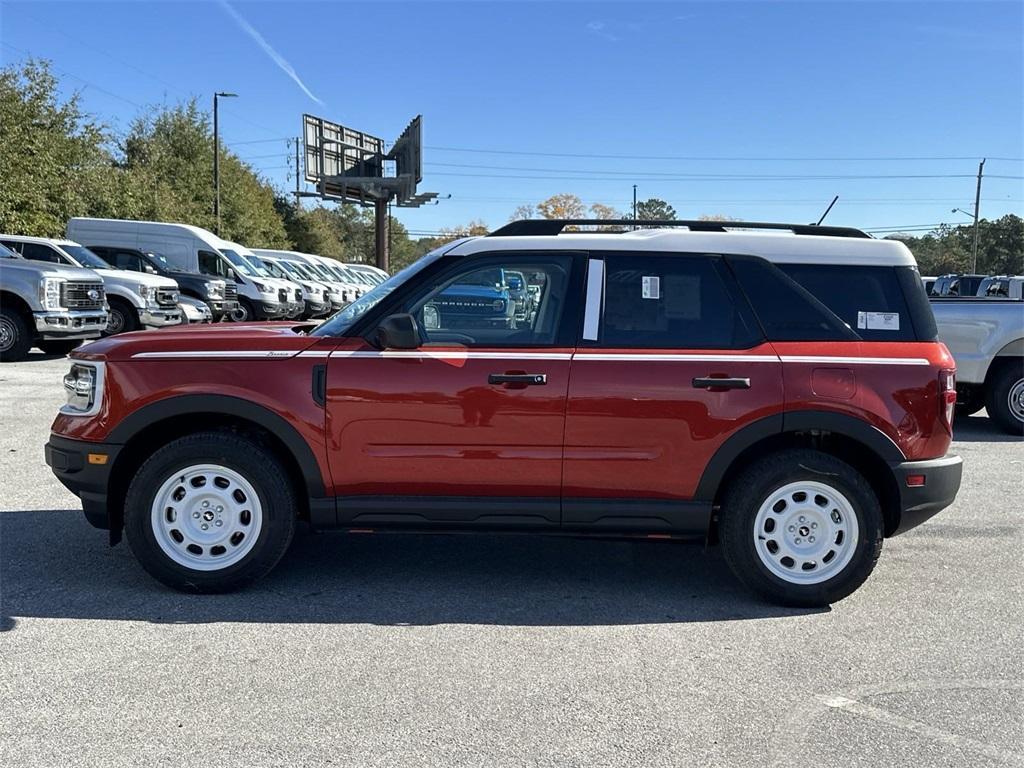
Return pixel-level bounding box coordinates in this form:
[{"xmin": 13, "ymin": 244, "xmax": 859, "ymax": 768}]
[
  {"xmin": 39, "ymin": 277, "xmax": 65, "ymax": 310},
  {"xmin": 137, "ymin": 284, "xmax": 150, "ymax": 300},
  {"xmin": 61, "ymin": 362, "xmax": 104, "ymax": 416},
  {"xmin": 254, "ymin": 281, "xmax": 274, "ymax": 294},
  {"xmin": 207, "ymin": 281, "xmax": 224, "ymax": 299}
]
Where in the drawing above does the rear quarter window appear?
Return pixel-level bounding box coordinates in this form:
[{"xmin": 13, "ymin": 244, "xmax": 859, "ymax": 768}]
[{"xmin": 779, "ymin": 264, "xmax": 934, "ymax": 342}]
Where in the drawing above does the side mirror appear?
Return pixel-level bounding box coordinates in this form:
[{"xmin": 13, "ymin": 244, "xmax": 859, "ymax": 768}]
[{"xmin": 374, "ymin": 313, "xmax": 422, "ymax": 350}]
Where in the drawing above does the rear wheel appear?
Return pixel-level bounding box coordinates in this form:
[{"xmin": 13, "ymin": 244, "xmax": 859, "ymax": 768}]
[
  {"xmin": 124, "ymin": 432, "xmax": 297, "ymax": 592},
  {"xmin": 37, "ymin": 339, "xmax": 82, "ymax": 356},
  {"xmin": 986, "ymin": 360, "xmax": 1024, "ymax": 435},
  {"xmin": 0, "ymin": 307, "xmax": 32, "ymax": 362},
  {"xmin": 720, "ymin": 449, "xmax": 883, "ymax": 607}
]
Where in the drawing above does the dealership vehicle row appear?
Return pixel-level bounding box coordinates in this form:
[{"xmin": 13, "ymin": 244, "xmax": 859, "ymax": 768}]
[{"xmin": 0, "ymin": 217, "xmax": 389, "ymax": 361}]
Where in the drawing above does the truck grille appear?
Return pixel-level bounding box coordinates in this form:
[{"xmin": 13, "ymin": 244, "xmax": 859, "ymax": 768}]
[
  {"xmin": 224, "ymin": 283, "xmax": 238, "ymax": 300},
  {"xmin": 156, "ymin": 287, "xmax": 179, "ymax": 307},
  {"xmin": 434, "ymin": 297, "xmax": 505, "ymax": 315},
  {"xmin": 61, "ymin": 282, "xmax": 105, "ymax": 309},
  {"xmin": 278, "ymin": 288, "xmax": 288, "ymax": 303}
]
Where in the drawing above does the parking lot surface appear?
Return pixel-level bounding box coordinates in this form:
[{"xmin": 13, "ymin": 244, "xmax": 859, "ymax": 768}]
[{"xmin": 1, "ymin": 352, "xmax": 1022, "ymax": 768}]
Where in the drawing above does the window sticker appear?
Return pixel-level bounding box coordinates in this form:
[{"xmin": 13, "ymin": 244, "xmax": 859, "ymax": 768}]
[
  {"xmin": 857, "ymin": 311, "xmax": 900, "ymax": 331},
  {"xmin": 642, "ymin": 276, "xmax": 660, "ymax": 300},
  {"xmin": 664, "ymin": 274, "xmax": 701, "ymax": 319}
]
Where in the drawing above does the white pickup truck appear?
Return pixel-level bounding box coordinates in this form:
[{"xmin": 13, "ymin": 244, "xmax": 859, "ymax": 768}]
[{"xmin": 931, "ymin": 298, "xmax": 1024, "ymax": 434}]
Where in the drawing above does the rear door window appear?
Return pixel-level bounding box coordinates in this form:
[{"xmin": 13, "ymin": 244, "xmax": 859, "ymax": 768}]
[{"xmin": 593, "ymin": 253, "xmax": 762, "ymax": 349}]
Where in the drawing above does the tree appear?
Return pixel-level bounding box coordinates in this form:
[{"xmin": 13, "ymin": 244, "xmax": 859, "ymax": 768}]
[
  {"xmin": 887, "ymin": 215, "xmax": 1023, "ymax": 276},
  {"xmin": 635, "ymin": 198, "xmax": 676, "ymax": 221},
  {"xmin": 509, "ymin": 204, "xmax": 536, "ymax": 222},
  {"xmin": 536, "ymin": 193, "xmax": 586, "ymax": 220},
  {"xmin": 698, "ymin": 213, "xmax": 739, "ymax": 222},
  {"xmin": 0, "ymin": 60, "xmax": 126, "ymax": 236}
]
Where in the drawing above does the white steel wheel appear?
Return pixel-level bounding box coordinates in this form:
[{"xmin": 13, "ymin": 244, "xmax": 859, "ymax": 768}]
[
  {"xmin": 752, "ymin": 480, "xmax": 860, "ymax": 585},
  {"xmin": 150, "ymin": 463, "xmax": 264, "ymax": 571}
]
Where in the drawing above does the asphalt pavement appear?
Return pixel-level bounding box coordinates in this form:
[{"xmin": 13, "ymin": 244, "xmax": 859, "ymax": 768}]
[{"xmin": 1, "ymin": 352, "xmax": 1022, "ymax": 767}]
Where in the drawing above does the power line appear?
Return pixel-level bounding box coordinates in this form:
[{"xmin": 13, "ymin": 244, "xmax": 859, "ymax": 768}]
[
  {"xmin": 426, "ymin": 145, "xmax": 1024, "ymax": 163},
  {"xmin": 427, "ymin": 171, "xmax": 1024, "ymax": 183}
]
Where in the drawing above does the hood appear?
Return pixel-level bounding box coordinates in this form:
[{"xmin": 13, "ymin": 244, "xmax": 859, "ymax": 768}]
[
  {"xmin": 3, "ymin": 259, "xmax": 102, "ymax": 282},
  {"xmin": 72, "ymin": 322, "xmax": 322, "ymax": 362},
  {"xmin": 95, "ymin": 268, "xmax": 178, "ymax": 291}
]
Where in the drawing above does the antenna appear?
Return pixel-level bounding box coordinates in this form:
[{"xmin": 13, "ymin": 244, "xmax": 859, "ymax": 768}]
[{"xmin": 815, "ymin": 195, "xmax": 839, "ymax": 226}]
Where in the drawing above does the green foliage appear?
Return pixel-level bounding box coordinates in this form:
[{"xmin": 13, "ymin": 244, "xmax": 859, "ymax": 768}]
[
  {"xmin": 887, "ymin": 215, "xmax": 1024, "ymax": 276},
  {"xmin": 0, "ymin": 60, "xmax": 125, "ymax": 236},
  {"xmin": 635, "ymin": 198, "xmax": 676, "ymax": 221}
]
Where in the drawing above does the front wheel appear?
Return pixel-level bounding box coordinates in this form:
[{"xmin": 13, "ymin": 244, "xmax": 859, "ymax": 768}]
[
  {"xmin": 719, "ymin": 449, "xmax": 883, "ymax": 607},
  {"xmin": 124, "ymin": 432, "xmax": 297, "ymax": 592},
  {"xmin": 229, "ymin": 298, "xmax": 256, "ymax": 322},
  {"xmin": 0, "ymin": 307, "xmax": 32, "ymax": 362},
  {"xmin": 103, "ymin": 298, "xmax": 139, "ymax": 336},
  {"xmin": 985, "ymin": 361, "xmax": 1024, "ymax": 436}
]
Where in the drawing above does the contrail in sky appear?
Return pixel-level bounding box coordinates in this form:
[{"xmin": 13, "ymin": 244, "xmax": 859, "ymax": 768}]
[{"xmin": 217, "ymin": 0, "xmax": 324, "ymax": 105}]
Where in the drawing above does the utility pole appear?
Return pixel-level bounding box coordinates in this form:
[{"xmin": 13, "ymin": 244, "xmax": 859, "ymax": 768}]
[
  {"xmin": 632, "ymin": 185, "xmax": 638, "ymax": 229},
  {"xmin": 971, "ymin": 158, "xmax": 985, "ymax": 274},
  {"xmin": 213, "ymin": 91, "xmax": 238, "ymax": 236}
]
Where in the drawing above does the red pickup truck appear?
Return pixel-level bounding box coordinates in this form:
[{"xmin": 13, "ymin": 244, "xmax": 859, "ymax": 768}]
[{"xmin": 46, "ymin": 220, "xmax": 962, "ymax": 606}]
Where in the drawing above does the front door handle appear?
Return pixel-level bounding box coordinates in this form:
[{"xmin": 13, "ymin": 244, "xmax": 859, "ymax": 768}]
[
  {"xmin": 692, "ymin": 376, "xmax": 750, "ymax": 390},
  {"xmin": 488, "ymin": 373, "xmax": 547, "ymax": 386}
]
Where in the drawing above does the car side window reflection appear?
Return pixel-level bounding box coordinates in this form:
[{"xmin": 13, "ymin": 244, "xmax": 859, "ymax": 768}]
[{"xmin": 402, "ymin": 256, "xmax": 572, "ymax": 347}]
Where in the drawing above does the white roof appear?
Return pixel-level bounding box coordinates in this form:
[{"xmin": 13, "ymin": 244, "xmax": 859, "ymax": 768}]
[
  {"xmin": 1, "ymin": 233, "xmax": 80, "ymax": 247},
  {"xmin": 449, "ymin": 228, "xmax": 917, "ymax": 267}
]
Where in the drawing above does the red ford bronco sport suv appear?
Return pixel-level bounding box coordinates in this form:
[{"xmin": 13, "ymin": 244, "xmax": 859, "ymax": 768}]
[{"xmin": 46, "ymin": 220, "xmax": 962, "ymax": 606}]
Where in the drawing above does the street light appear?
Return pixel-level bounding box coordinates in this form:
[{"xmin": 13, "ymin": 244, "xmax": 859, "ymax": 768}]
[
  {"xmin": 951, "ymin": 207, "xmax": 973, "ymax": 219},
  {"xmin": 213, "ymin": 92, "xmax": 238, "ymax": 237}
]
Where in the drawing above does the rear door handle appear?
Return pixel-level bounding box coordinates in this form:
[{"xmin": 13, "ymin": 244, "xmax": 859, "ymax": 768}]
[
  {"xmin": 488, "ymin": 373, "xmax": 547, "ymax": 386},
  {"xmin": 692, "ymin": 376, "xmax": 750, "ymax": 390}
]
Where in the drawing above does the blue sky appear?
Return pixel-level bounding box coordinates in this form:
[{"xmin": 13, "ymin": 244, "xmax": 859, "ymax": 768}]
[{"xmin": 1, "ymin": 0, "xmax": 1021, "ymax": 238}]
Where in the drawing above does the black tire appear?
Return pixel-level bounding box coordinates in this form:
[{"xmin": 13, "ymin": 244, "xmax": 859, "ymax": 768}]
[
  {"xmin": 985, "ymin": 360, "xmax": 1024, "ymax": 436},
  {"xmin": 0, "ymin": 306, "xmax": 32, "ymax": 362},
  {"xmin": 230, "ymin": 298, "xmax": 256, "ymax": 322},
  {"xmin": 103, "ymin": 297, "xmax": 139, "ymax": 336},
  {"xmin": 37, "ymin": 339, "xmax": 83, "ymax": 356},
  {"xmin": 124, "ymin": 431, "xmax": 297, "ymax": 593},
  {"xmin": 955, "ymin": 387, "xmax": 985, "ymax": 418},
  {"xmin": 719, "ymin": 449, "xmax": 883, "ymax": 607}
]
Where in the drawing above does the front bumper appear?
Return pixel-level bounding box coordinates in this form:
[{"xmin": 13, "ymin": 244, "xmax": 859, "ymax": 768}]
[
  {"xmin": 139, "ymin": 308, "xmax": 183, "ymax": 328},
  {"xmin": 889, "ymin": 454, "xmax": 963, "ymax": 535},
  {"xmin": 33, "ymin": 310, "xmax": 109, "ymax": 339},
  {"xmin": 305, "ymin": 299, "xmax": 332, "ymax": 317},
  {"xmin": 45, "ymin": 434, "xmax": 120, "ymax": 533},
  {"xmin": 206, "ymin": 298, "xmax": 239, "ymax": 316}
]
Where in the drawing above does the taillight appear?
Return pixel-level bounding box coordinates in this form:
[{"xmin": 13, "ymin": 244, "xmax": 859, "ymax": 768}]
[{"xmin": 939, "ymin": 368, "xmax": 956, "ymax": 432}]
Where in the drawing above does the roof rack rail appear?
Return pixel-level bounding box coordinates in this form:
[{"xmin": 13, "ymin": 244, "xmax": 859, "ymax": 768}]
[{"xmin": 487, "ymin": 219, "xmax": 872, "ymax": 239}]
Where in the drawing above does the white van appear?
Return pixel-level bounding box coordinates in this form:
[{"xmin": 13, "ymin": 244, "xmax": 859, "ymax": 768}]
[
  {"xmin": 251, "ymin": 249, "xmax": 336, "ymax": 316},
  {"xmin": 67, "ymin": 218, "xmax": 288, "ymax": 322},
  {"xmin": 218, "ymin": 240, "xmax": 305, "ymax": 320}
]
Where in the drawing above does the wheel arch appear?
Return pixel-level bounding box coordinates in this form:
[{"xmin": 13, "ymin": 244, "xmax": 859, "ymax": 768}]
[
  {"xmin": 0, "ymin": 290, "xmax": 35, "ymax": 324},
  {"xmin": 697, "ymin": 411, "xmax": 905, "ymax": 537},
  {"xmin": 105, "ymin": 395, "xmax": 328, "ymax": 541}
]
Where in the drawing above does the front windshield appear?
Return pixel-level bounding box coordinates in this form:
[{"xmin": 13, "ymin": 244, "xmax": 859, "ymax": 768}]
[
  {"xmin": 62, "ymin": 244, "xmax": 113, "ymax": 270},
  {"xmin": 147, "ymin": 252, "xmax": 173, "ymax": 270},
  {"xmin": 311, "ymin": 245, "xmax": 451, "ymax": 337},
  {"xmin": 256, "ymin": 258, "xmax": 288, "ymax": 280},
  {"xmin": 220, "ymin": 249, "xmax": 256, "ymax": 277}
]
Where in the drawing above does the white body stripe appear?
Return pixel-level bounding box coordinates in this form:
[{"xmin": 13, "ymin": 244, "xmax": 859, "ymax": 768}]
[
  {"xmin": 131, "ymin": 350, "xmax": 931, "ymax": 366},
  {"xmin": 779, "ymin": 355, "xmax": 930, "ymax": 366}
]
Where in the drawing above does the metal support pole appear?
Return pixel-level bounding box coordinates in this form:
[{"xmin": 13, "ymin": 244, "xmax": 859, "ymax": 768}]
[
  {"xmin": 632, "ymin": 185, "xmax": 638, "ymax": 229},
  {"xmin": 374, "ymin": 198, "xmax": 389, "ymax": 272},
  {"xmin": 294, "ymin": 137, "xmax": 301, "ymax": 205},
  {"xmin": 971, "ymin": 158, "xmax": 985, "ymax": 274},
  {"xmin": 213, "ymin": 95, "xmax": 220, "ymax": 235}
]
